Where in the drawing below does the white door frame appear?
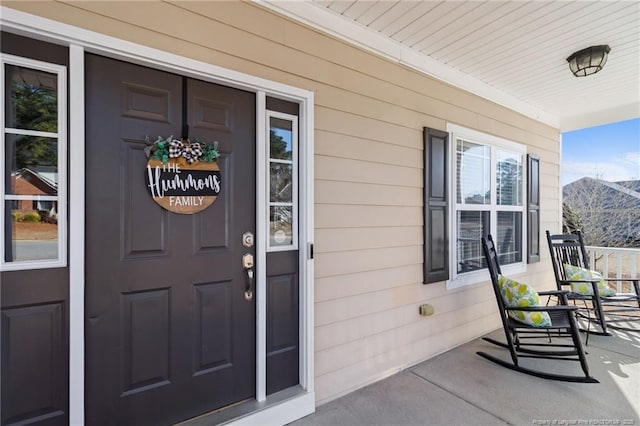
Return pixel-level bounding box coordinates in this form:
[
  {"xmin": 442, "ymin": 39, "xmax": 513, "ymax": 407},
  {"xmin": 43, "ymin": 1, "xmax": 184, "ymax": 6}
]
[{"xmin": 1, "ymin": 7, "xmax": 315, "ymax": 425}]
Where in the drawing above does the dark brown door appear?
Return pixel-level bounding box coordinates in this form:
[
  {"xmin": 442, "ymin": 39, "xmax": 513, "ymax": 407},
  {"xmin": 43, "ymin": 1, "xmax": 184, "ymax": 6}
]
[{"xmin": 85, "ymin": 55, "xmax": 256, "ymax": 425}]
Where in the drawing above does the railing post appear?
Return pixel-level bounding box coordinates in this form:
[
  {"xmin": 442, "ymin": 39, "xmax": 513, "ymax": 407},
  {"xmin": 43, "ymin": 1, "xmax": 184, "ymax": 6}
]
[{"xmin": 616, "ymin": 252, "xmax": 623, "ymax": 292}]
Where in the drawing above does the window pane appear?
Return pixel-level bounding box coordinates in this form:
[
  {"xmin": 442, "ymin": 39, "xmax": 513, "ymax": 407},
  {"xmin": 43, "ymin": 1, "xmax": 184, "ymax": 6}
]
[
  {"xmin": 270, "ymin": 117, "xmax": 293, "ymax": 161},
  {"xmin": 5, "ymin": 201, "xmax": 59, "ymax": 262},
  {"xmin": 496, "ymin": 149, "xmax": 523, "ymax": 206},
  {"xmin": 270, "ymin": 205, "xmax": 293, "ymax": 247},
  {"xmin": 456, "ymin": 139, "xmax": 490, "ymax": 204},
  {"xmin": 5, "ymin": 65, "xmax": 58, "ymax": 132},
  {"xmin": 270, "ymin": 163, "xmax": 293, "ymax": 202},
  {"xmin": 497, "ymin": 212, "xmax": 523, "ymax": 265},
  {"xmin": 457, "ymin": 210, "xmax": 489, "ymax": 273},
  {"xmin": 5, "ymin": 134, "xmax": 58, "ymax": 195}
]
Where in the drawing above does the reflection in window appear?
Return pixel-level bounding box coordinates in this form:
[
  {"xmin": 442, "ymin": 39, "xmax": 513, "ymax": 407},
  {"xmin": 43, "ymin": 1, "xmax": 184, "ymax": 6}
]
[
  {"xmin": 456, "ymin": 139, "xmax": 490, "ymax": 204},
  {"xmin": 6, "ymin": 201, "xmax": 58, "ymax": 262},
  {"xmin": 270, "ymin": 163, "xmax": 292, "ymax": 202},
  {"xmin": 270, "ymin": 206, "xmax": 293, "ymax": 247},
  {"xmin": 451, "ymin": 128, "xmax": 525, "ymax": 279},
  {"xmin": 457, "ymin": 210, "xmax": 489, "ymax": 273},
  {"xmin": 6, "ymin": 65, "xmax": 58, "ymax": 132},
  {"xmin": 496, "ymin": 149, "xmax": 523, "ymax": 206},
  {"xmin": 5, "ymin": 134, "xmax": 59, "ymax": 194},
  {"xmin": 497, "ymin": 212, "xmax": 523, "ymax": 265},
  {"xmin": 269, "ymin": 117, "xmax": 293, "ymax": 161},
  {"xmin": 267, "ymin": 112, "xmax": 297, "ymax": 250},
  {"xmin": 2, "ymin": 58, "xmax": 66, "ymax": 269}
]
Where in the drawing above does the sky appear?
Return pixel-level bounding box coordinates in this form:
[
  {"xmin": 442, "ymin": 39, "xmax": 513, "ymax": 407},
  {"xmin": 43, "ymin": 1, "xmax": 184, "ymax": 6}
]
[{"xmin": 562, "ymin": 118, "xmax": 640, "ymax": 185}]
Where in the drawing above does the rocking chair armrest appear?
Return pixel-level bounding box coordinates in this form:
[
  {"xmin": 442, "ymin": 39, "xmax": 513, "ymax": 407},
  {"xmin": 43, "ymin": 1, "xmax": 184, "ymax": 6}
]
[
  {"xmin": 559, "ymin": 278, "xmax": 600, "ymax": 284},
  {"xmin": 602, "ymin": 277, "xmax": 640, "ymax": 284},
  {"xmin": 601, "ymin": 278, "xmax": 640, "ymax": 296},
  {"xmin": 538, "ymin": 289, "xmax": 570, "ymax": 304},
  {"xmin": 538, "ymin": 290, "xmax": 570, "ymax": 296},
  {"xmin": 504, "ymin": 305, "xmax": 578, "ymax": 313}
]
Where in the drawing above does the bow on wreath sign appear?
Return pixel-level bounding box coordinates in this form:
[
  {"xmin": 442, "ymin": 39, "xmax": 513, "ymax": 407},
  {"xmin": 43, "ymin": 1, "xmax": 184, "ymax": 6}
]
[
  {"xmin": 168, "ymin": 138, "xmax": 203, "ymax": 164},
  {"xmin": 144, "ymin": 135, "xmax": 222, "ymax": 214}
]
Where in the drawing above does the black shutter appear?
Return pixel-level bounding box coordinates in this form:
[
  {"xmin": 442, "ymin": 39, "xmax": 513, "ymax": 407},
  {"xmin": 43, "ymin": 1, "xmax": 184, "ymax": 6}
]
[
  {"xmin": 423, "ymin": 127, "xmax": 449, "ymax": 284},
  {"xmin": 527, "ymin": 154, "xmax": 540, "ymax": 263}
]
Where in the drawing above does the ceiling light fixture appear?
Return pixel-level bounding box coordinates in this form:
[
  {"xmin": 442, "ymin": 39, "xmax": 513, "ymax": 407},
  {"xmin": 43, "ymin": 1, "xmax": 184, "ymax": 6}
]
[{"xmin": 567, "ymin": 45, "xmax": 611, "ymax": 77}]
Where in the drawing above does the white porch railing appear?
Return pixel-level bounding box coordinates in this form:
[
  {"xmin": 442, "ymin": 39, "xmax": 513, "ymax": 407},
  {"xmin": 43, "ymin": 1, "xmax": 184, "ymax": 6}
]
[{"xmin": 585, "ymin": 246, "xmax": 640, "ymax": 293}]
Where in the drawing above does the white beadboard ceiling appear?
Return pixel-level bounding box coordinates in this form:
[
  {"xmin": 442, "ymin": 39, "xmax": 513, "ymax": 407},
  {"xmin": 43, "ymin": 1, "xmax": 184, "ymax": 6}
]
[{"xmin": 259, "ymin": 0, "xmax": 640, "ymax": 131}]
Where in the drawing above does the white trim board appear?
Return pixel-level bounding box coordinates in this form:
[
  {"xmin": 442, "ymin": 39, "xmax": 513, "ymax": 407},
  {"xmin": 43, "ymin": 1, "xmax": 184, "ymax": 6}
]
[
  {"xmin": 1, "ymin": 6, "xmax": 315, "ymax": 426},
  {"xmin": 68, "ymin": 43, "xmax": 86, "ymax": 426},
  {"xmin": 255, "ymin": 0, "xmax": 559, "ymax": 129}
]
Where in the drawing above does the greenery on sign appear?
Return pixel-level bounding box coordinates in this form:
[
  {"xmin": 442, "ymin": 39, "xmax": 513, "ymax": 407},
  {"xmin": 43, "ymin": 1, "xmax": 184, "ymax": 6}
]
[
  {"xmin": 146, "ymin": 136, "xmax": 220, "ymax": 164},
  {"xmin": 150, "ymin": 136, "xmax": 171, "ymax": 164},
  {"xmin": 200, "ymin": 141, "xmax": 220, "ymax": 163}
]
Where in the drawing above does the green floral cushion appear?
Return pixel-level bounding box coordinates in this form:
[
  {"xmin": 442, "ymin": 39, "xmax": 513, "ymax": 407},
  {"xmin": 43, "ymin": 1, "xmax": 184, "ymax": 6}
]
[
  {"xmin": 562, "ymin": 264, "xmax": 616, "ymax": 297},
  {"xmin": 497, "ymin": 275, "xmax": 552, "ymax": 327}
]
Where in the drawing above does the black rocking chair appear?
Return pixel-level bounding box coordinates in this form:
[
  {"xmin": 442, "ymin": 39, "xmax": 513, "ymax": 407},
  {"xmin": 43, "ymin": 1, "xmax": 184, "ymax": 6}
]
[
  {"xmin": 546, "ymin": 230, "xmax": 640, "ymax": 335},
  {"xmin": 477, "ymin": 235, "xmax": 598, "ymax": 383}
]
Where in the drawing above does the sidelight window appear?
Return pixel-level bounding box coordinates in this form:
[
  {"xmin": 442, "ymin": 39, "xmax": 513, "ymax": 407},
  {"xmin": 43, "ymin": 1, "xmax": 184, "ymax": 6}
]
[
  {"xmin": 1, "ymin": 55, "xmax": 67, "ymax": 270},
  {"xmin": 266, "ymin": 111, "xmax": 298, "ymax": 251}
]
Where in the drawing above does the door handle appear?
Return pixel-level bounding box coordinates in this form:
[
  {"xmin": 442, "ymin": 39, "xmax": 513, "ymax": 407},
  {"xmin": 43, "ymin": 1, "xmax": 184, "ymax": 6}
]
[{"xmin": 243, "ymin": 253, "xmax": 254, "ymax": 301}]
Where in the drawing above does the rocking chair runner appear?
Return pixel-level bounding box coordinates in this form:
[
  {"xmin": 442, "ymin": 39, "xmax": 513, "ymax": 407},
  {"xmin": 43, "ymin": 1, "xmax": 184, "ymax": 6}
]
[
  {"xmin": 546, "ymin": 231, "xmax": 640, "ymax": 335},
  {"xmin": 477, "ymin": 235, "xmax": 598, "ymax": 383}
]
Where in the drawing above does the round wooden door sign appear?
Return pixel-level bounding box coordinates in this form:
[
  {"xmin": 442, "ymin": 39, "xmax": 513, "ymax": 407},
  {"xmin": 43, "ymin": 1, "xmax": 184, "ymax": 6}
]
[{"xmin": 145, "ymin": 156, "xmax": 221, "ymax": 214}]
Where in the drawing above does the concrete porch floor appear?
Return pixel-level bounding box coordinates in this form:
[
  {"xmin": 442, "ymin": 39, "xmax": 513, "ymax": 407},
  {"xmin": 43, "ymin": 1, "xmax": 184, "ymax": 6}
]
[{"xmin": 291, "ymin": 329, "xmax": 639, "ymax": 426}]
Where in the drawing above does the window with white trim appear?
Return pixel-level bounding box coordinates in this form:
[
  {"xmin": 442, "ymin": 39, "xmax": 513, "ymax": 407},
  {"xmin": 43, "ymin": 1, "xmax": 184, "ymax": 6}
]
[
  {"xmin": 266, "ymin": 111, "xmax": 298, "ymax": 251},
  {"xmin": 448, "ymin": 124, "xmax": 525, "ymax": 287},
  {"xmin": 1, "ymin": 54, "xmax": 67, "ymax": 270}
]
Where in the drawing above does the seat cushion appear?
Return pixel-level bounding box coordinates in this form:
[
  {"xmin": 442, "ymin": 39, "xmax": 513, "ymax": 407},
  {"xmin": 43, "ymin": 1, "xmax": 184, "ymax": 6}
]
[
  {"xmin": 497, "ymin": 275, "xmax": 552, "ymax": 327},
  {"xmin": 562, "ymin": 264, "xmax": 616, "ymax": 297}
]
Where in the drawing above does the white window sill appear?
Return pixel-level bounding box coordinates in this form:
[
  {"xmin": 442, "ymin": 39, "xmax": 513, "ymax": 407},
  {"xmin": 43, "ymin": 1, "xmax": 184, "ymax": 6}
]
[
  {"xmin": 1, "ymin": 259, "xmax": 67, "ymax": 272},
  {"xmin": 446, "ymin": 262, "xmax": 526, "ymax": 290}
]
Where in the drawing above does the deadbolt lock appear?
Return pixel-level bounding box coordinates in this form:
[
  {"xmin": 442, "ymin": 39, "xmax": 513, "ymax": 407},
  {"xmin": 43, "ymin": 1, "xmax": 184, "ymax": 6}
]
[
  {"xmin": 242, "ymin": 253, "xmax": 254, "ymax": 269},
  {"xmin": 242, "ymin": 232, "xmax": 254, "ymax": 248}
]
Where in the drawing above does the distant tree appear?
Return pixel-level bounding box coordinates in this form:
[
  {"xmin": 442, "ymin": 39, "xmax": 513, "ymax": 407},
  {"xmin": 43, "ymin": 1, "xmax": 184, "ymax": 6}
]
[
  {"xmin": 269, "ymin": 130, "xmax": 291, "ymax": 160},
  {"xmin": 269, "ymin": 130, "xmax": 293, "ymax": 203},
  {"xmin": 563, "ymin": 177, "xmax": 640, "ymax": 248},
  {"xmin": 562, "ymin": 202, "xmax": 583, "ymax": 234},
  {"xmin": 10, "ymin": 78, "xmax": 58, "ymax": 168},
  {"xmin": 496, "ymin": 157, "xmax": 522, "ymax": 205}
]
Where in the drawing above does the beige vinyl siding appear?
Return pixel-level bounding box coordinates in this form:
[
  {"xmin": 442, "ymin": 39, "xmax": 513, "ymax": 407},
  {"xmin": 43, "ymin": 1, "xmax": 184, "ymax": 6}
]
[{"xmin": 5, "ymin": 1, "xmax": 562, "ymax": 404}]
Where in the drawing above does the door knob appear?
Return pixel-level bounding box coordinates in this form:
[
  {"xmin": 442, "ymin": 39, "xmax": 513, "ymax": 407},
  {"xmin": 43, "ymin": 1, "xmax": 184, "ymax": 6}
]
[{"xmin": 243, "ymin": 253, "xmax": 254, "ymax": 301}]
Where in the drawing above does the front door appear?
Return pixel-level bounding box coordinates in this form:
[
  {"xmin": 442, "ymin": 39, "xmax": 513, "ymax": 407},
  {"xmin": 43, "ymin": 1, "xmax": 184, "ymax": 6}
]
[{"xmin": 85, "ymin": 54, "xmax": 256, "ymax": 425}]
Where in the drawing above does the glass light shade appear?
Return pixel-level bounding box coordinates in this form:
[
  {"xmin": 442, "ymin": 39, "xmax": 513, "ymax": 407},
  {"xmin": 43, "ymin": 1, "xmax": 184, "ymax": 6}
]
[{"xmin": 567, "ymin": 45, "xmax": 611, "ymax": 77}]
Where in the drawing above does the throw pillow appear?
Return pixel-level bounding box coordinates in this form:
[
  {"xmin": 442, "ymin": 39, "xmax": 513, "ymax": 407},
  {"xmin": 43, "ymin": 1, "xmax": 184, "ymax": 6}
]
[
  {"xmin": 497, "ymin": 275, "xmax": 552, "ymax": 327},
  {"xmin": 562, "ymin": 263, "xmax": 616, "ymax": 297}
]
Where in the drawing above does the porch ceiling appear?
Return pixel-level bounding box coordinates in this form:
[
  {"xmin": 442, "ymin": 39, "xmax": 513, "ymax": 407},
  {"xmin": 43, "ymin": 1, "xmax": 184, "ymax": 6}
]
[{"xmin": 259, "ymin": 0, "xmax": 640, "ymax": 131}]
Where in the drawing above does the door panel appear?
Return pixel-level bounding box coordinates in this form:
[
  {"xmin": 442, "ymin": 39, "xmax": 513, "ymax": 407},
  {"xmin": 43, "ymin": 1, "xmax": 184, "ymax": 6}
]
[
  {"xmin": 85, "ymin": 54, "xmax": 255, "ymax": 425},
  {"xmin": 122, "ymin": 142, "xmax": 168, "ymax": 258},
  {"xmin": 1, "ymin": 302, "xmax": 66, "ymax": 424},
  {"xmin": 266, "ymin": 252, "xmax": 299, "ymax": 395}
]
